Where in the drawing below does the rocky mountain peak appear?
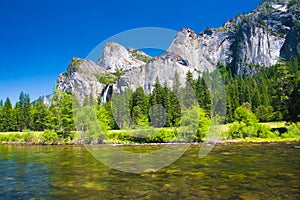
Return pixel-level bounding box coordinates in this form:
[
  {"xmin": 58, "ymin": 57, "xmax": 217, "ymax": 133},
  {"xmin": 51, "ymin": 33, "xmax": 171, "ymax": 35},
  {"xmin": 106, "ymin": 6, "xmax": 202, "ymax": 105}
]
[
  {"xmin": 54, "ymin": 0, "xmax": 300, "ymax": 103},
  {"xmin": 97, "ymin": 42, "xmax": 149, "ymax": 72},
  {"xmin": 57, "ymin": 57, "xmax": 107, "ymax": 102}
]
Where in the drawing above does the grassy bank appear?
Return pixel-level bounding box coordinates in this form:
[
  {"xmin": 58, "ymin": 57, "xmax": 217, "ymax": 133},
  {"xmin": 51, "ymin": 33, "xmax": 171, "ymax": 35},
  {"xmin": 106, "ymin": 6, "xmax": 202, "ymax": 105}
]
[
  {"xmin": 0, "ymin": 122, "xmax": 299, "ymax": 145},
  {"xmin": 0, "ymin": 131, "xmax": 80, "ymax": 145}
]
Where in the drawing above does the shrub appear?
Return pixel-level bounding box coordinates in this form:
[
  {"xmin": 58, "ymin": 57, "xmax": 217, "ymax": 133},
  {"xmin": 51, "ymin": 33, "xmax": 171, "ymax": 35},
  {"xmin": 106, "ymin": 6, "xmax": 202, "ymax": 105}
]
[
  {"xmin": 226, "ymin": 110, "xmax": 274, "ymax": 139},
  {"xmin": 0, "ymin": 134, "xmax": 9, "ymax": 142},
  {"xmin": 282, "ymin": 123, "xmax": 300, "ymax": 138},
  {"xmin": 42, "ymin": 130, "xmax": 58, "ymax": 144},
  {"xmin": 8, "ymin": 133, "xmax": 22, "ymax": 142},
  {"xmin": 226, "ymin": 122, "xmax": 244, "ymax": 139},
  {"xmin": 255, "ymin": 105, "xmax": 275, "ymax": 122},
  {"xmin": 234, "ymin": 106, "xmax": 258, "ymax": 126},
  {"xmin": 24, "ymin": 132, "xmax": 34, "ymax": 142},
  {"xmin": 150, "ymin": 129, "xmax": 176, "ymax": 143},
  {"xmin": 257, "ymin": 124, "xmax": 276, "ymax": 138},
  {"xmin": 117, "ymin": 132, "xmax": 131, "ymax": 142}
]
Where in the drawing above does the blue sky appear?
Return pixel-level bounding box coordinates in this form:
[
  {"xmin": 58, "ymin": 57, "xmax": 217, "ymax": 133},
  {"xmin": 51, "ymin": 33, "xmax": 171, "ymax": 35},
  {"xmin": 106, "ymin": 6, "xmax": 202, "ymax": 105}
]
[{"xmin": 0, "ymin": 0, "xmax": 261, "ymax": 104}]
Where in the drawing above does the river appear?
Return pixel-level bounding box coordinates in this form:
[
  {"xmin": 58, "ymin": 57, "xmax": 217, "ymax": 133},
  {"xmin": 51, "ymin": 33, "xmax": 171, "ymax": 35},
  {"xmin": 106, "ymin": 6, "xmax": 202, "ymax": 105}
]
[{"xmin": 0, "ymin": 143, "xmax": 299, "ymax": 199}]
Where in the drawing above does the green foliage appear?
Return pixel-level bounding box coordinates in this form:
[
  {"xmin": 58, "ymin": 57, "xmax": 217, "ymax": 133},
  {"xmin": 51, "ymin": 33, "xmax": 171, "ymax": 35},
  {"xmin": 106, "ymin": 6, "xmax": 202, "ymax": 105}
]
[
  {"xmin": 47, "ymin": 91, "xmax": 74, "ymax": 137},
  {"xmin": 96, "ymin": 70, "xmax": 125, "ymax": 85},
  {"xmin": 1, "ymin": 98, "xmax": 17, "ymax": 131},
  {"xmin": 226, "ymin": 105, "xmax": 274, "ymax": 139},
  {"xmin": 271, "ymin": 62, "xmax": 294, "ymax": 119},
  {"xmin": 149, "ymin": 77, "xmax": 181, "ymax": 128},
  {"xmin": 106, "ymin": 128, "xmax": 177, "ymax": 143},
  {"xmin": 96, "ymin": 73, "xmax": 118, "ymax": 85},
  {"xmin": 15, "ymin": 92, "xmax": 31, "ymax": 131},
  {"xmin": 179, "ymin": 106, "xmax": 210, "ymax": 142},
  {"xmin": 195, "ymin": 74, "xmax": 211, "ymax": 115},
  {"xmin": 31, "ymin": 98, "xmax": 47, "ymax": 131},
  {"xmin": 256, "ymin": 124, "xmax": 275, "ymax": 138},
  {"xmin": 197, "ymin": 108, "xmax": 211, "ymax": 141},
  {"xmin": 111, "ymin": 88, "xmax": 132, "ymax": 129},
  {"xmin": 289, "ymin": 70, "xmax": 300, "ymax": 121},
  {"xmin": 131, "ymin": 51, "xmax": 152, "ymax": 63},
  {"xmin": 130, "ymin": 87, "xmax": 149, "ymax": 126},
  {"xmin": 73, "ymin": 104, "xmax": 105, "ymax": 144},
  {"xmin": 221, "ymin": 58, "xmax": 300, "ymax": 123},
  {"xmin": 69, "ymin": 57, "xmax": 82, "ymax": 71},
  {"xmin": 42, "ymin": 129, "xmax": 58, "ymax": 144},
  {"xmin": 255, "ymin": 105, "xmax": 276, "ymax": 122},
  {"xmin": 24, "ymin": 131, "xmax": 34, "ymax": 142},
  {"xmin": 234, "ymin": 105, "xmax": 258, "ymax": 126},
  {"xmin": 282, "ymin": 123, "xmax": 300, "ymax": 138},
  {"xmin": 150, "ymin": 128, "xmax": 176, "ymax": 143}
]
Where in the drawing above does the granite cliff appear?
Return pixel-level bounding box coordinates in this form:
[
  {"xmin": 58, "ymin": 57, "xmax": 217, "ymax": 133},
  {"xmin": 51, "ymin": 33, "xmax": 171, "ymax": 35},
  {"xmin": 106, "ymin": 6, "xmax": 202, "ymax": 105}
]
[{"xmin": 55, "ymin": 0, "xmax": 300, "ymax": 103}]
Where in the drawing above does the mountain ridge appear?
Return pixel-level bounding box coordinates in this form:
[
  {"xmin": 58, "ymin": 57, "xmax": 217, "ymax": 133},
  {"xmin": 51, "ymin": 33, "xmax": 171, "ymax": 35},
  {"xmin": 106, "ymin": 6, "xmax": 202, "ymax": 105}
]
[{"xmin": 54, "ymin": 0, "xmax": 300, "ymax": 103}]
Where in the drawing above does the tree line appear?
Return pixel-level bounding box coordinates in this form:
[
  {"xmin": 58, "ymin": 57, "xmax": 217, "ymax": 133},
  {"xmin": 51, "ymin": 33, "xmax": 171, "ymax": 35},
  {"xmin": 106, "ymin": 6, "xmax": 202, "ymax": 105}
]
[
  {"xmin": 0, "ymin": 91, "xmax": 74, "ymax": 137},
  {"xmin": 223, "ymin": 58, "xmax": 300, "ymax": 123},
  {"xmin": 0, "ymin": 58, "xmax": 299, "ymax": 137}
]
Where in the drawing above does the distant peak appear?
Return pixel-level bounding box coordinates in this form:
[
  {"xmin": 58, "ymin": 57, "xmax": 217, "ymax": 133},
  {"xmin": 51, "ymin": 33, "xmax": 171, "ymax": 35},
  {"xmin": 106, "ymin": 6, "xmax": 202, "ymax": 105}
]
[{"xmin": 105, "ymin": 41, "xmax": 124, "ymax": 47}]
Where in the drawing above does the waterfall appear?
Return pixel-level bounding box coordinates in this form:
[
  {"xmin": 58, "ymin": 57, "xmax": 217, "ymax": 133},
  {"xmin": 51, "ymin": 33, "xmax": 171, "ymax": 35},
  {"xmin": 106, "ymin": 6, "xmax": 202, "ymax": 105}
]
[{"xmin": 101, "ymin": 85, "xmax": 110, "ymax": 104}]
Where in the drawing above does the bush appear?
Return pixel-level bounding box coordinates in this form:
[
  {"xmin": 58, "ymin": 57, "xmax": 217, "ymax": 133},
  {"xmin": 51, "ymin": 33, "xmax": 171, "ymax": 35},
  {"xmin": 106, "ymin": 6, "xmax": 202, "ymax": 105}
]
[
  {"xmin": 257, "ymin": 124, "xmax": 276, "ymax": 138},
  {"xmin": 0, "ymin": 134, "xmax": 9, "ymax": 142},
  {"xmin": 234, "ymin": 106, "xmax": 258, "ymax": 126},
  {"xmin": 8, "ymin": 133, "xmax": 22, "ymax": 142},
  {"xmin": 282, "ymin": 123, "xmax": 300, "ymax": 138},
  {"xmin": 150, "ymin": 129, "xmax": 176, "ymax": 143},
  {"xmin": 117, "ymin": 132, "xmax": 132, "ymax": 142},
  {"xmin": 255, "ymin": 105, "xmax": 275, "ymax": 122},
  {"xmin": 226, "ymin": 110, "xmax": 274, "ymax": 139},
  {"xmin": 179, "ymin": 107, "xmax": 210, "ymax": 142},
  {"xmin": 42, "ymin": 130, "xmax": 58, "ymax": 144},
  {"xmin": 24, "ymin": 132, "xmax": 34, "ymax": 142}
]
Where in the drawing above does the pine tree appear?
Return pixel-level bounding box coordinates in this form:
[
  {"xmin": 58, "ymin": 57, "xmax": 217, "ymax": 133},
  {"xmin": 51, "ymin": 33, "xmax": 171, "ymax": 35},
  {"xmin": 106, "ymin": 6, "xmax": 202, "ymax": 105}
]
[
  {"xmin": 111, "ymin": 88, "xmax": 132, "ymax": 129},
  {"xmin": 129, "ymin": 87, "xmax": 149, "ymax": 126},
  {"xmin": 195, "ymin": 75, "xmax": 204, "ymax": 107},
  {"xmin": 0, "ymin": 100, "xmax": 3, "ymax": 131},
  {"xmin": 170, "ymin": 71, "xmax": 182, "ymax": 126},
  {"xmin": 163, "ymin": 81, "xmax": 173, "ymax": 127},
  {"xmin": 59, "ymin": 93, "xmax": 75, "ymax": 136},
  {"xmin": 183, "ymin": 71, "xmax": 197, "ymax": 108},
  {"xmin": 201, "ymin": 76, "xmax": 211, "ymax": 115},
  {"xmin": 172, "ymin": 70, "xmax": 181, "ymax": 97},
  {"xmin": 289, "ymin": 71, "xmax": 300, "ymax": 121},
  {"xmin": 16, "ymin": 92, "xmax": 31, "ymax": 131},
  {"xmin": 149, "ymin": 77, "xmax": 167, "ymax": 127},
  {"xmin": 169, "ymin": 91, "xmax": 181, "ymax": 127},
  {"xmin": 47, "ymin": 90, "xmax": 74, "ymax": 136},
  {"xmin": 31, "ymin": 98, "xmax": 48, "ymax": 131},
  {"xmin": 2, "ymin": 98, "xmax": 17, "ymax": 131},
  {"xmin": 271, "ymin": 62, "xmax": 293, "ymax": 120}
]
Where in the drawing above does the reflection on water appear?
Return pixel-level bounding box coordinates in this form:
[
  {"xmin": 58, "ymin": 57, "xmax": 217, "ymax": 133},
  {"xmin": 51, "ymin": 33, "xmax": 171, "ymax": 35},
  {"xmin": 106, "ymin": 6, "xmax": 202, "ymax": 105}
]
[{"xmin": 0, "ymin": 143, "xmax": 299, "ymax": 199}]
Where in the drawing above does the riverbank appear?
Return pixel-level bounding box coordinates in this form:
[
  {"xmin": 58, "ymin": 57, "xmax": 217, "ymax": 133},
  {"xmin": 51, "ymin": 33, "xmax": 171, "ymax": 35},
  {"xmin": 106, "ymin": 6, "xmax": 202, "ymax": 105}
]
[
  {"xmin": 0, "ymin": 121, "xmax": 299, "ymax": 145},
  {"xmin": 0, "ymin": 132, "xmax": 299, "ymax": 146}
]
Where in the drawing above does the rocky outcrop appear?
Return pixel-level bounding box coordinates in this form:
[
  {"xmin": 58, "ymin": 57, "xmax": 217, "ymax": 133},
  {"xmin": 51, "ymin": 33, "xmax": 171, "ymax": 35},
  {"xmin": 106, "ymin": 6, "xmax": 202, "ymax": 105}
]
[
  {"xmin": 55, "ymin": 0, "xmax": 300, "ymax": 102},
  {"xmin": 97, "ymin": 42, "xmax": 150, "ymax": 72},
  {"xmin": 57, "ymin": 57, "xmax": 107, "ymax": 102},
  {"xmin": 197, "ymin": 0, "xmax": 299, "ymax": 75}
]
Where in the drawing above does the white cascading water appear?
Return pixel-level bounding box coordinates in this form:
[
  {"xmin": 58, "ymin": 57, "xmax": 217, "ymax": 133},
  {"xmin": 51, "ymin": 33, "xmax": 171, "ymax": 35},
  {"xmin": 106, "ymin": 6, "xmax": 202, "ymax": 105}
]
[{"xmin": 101, "ymin": 85, "xmax": 110, "ymax": 104}]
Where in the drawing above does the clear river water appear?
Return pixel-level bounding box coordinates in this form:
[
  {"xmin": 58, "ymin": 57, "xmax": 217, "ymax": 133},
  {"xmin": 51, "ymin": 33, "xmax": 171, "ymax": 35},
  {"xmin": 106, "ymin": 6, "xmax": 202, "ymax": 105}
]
[{"xmin": 0, "ymin": 142, "xmax": 299, "ymax": 199}]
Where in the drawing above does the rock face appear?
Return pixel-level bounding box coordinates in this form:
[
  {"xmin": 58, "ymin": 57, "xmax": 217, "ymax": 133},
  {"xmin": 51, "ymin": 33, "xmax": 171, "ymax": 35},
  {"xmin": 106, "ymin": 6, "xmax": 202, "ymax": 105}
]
[
  {"xmin": 97, "ymin": 42, "xmax": 148, "ymax": 72},
  {"xmin": 55, "ymin": 0, "xmax": 300, "ymax": 102},
  {"xmin": 57, "ymin": 57, "xmax": 107, "ymax": 102}
]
